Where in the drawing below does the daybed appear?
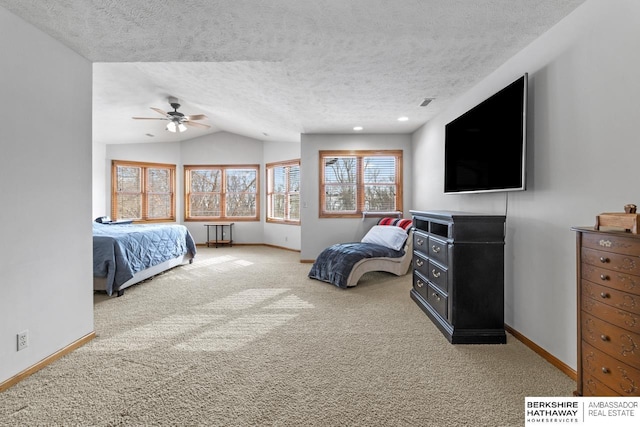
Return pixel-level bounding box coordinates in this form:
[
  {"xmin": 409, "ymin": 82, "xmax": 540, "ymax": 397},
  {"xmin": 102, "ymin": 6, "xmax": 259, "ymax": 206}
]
[
  {"xmin": 308, "ymin": 217, "xmax": 413, "ymax": 288},
  {"xmin": 93, "ymin": 222, "xmax": 197, "ymax": 296}
]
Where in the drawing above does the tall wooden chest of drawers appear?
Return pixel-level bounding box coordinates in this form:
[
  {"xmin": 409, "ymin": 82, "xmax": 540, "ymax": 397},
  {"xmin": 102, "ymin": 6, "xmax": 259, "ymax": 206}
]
[
  {"xmin": 410, "ymin": 210, "xmax": 506, "ymax": 344},
  {"xmin": 573, "ymin": 227, "xmax": 640, "ymax": 396}
]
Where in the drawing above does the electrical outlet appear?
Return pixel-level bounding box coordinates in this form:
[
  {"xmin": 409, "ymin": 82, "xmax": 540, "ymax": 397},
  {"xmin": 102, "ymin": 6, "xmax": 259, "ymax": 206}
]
[{"xmin": 17, "ymin": 330, "xmax": 28, "ymax": 351}]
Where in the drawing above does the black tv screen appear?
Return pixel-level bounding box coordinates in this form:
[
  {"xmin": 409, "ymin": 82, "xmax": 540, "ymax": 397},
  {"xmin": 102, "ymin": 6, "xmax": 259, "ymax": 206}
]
[{"xmin": 444, "ymin": 74, "xmax": 527, "ymax": 194}]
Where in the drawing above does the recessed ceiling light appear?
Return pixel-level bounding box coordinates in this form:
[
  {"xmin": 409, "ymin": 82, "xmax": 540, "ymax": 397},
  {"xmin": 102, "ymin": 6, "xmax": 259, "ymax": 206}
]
[
  {"xmin": 398, "ymin": 116, "xmax": 409, "ymax": 122},
  {"xmin": 353, "ymin": 126, "xmax": 363, "ymax": 131}
]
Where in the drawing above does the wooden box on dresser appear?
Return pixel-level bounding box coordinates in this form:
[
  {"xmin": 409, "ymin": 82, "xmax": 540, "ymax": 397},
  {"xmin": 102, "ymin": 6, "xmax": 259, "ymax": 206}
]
[
  {"xmin": 410, "ymin": 210, "xmax": 506, "ymax": 344},
  {"xmin": 573, "ymin": 227, "xmax": 640, "ymax": 396}
]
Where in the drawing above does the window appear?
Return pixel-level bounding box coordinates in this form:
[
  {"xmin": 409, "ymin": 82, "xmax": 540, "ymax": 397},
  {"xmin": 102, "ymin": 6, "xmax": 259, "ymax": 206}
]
[
  {"xmin": 266, "ymin": 159, "xmax": 300, "ymax": 224},
  {"xmin": 111, "ymin": 160, "xmax": 176, "ymax": 222},
  {"xmin": 185, "ymin": 165, "xmax": 260, "ymax": 221},
  {"xmin": 320, "ymin": 150, "xmax": 402, "ymax": 218}
]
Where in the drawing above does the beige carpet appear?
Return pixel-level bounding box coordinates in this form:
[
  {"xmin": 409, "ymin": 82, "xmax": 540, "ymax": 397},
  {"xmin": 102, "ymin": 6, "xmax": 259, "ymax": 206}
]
[{"xmin": 0, "ymin": 246, "xmax": 575, "ymax": 426}]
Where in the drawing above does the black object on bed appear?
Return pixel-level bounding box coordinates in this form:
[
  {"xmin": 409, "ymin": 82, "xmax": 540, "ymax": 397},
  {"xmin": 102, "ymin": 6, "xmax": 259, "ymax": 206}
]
[{"xmin": 308, "ymin": 217, "xmax": 413, "ymax": 288}]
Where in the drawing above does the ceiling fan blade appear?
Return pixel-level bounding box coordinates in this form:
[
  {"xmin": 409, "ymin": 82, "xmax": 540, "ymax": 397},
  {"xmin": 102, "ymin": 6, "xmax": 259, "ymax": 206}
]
[
  {"xmin": 150, "ymin": 107, "xmax": 170, "ymax": 117},
  {"xmin": 132, "ymin": 117, "xmax": 168, "ymax": 120},
  {"xmin": 184, "ymin": 121, "xmax": 211, "ymax": 129},
  {"xmin": 185, "ymin": 114, "xmax": 207, "ymax": 121}
]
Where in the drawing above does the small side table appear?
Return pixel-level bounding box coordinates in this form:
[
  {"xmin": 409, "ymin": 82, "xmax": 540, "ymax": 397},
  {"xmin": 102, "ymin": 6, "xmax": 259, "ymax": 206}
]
[{"xmin": 204, "ymin": 222, "xmax": 234, "ymax": 248}]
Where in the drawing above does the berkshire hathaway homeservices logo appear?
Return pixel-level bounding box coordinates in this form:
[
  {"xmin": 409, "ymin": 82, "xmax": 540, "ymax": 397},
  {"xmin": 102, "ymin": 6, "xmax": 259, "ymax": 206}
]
[{"xmin": 525, "ymin": 397, "xmax": 639, "ymax": 426}]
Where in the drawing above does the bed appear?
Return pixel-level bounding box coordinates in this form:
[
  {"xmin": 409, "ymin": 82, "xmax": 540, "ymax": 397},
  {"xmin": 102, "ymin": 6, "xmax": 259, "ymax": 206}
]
[
  {"xmin": 308, "ymin": 218, "xmax": 413, "ymax": 288},
  {"xmin": 93, "ymin": 222, "xmax": 197, "ymax": 296}
]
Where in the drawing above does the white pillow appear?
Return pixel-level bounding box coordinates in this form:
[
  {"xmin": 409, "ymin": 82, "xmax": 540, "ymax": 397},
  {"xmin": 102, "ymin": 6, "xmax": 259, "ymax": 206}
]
[{"xmin": 361, "ymin": 225, "xmax": 408, "ymax": 251}]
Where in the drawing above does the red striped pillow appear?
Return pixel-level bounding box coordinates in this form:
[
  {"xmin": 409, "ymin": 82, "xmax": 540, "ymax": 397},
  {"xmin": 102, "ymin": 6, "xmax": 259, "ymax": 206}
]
[{"xmin": 377, "ymin": 217, "xmax": 413, "ymax": 231}]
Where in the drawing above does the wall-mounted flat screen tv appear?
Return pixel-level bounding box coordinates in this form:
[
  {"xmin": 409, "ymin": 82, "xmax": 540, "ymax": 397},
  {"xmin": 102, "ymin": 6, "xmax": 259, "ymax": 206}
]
[{"xmin": 444, "ymin": 73, "xmax": 527, "ymax": 194}]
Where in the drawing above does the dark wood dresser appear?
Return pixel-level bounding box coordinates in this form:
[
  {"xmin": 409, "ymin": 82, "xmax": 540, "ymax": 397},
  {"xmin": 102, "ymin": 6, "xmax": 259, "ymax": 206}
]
[
  {"xmin": 573, "ymin": 227, "xmax": 640, "ymax": 396},
  {"xmin": 410, "ymin": 210, "xmax": 506, "ymax": 344}
]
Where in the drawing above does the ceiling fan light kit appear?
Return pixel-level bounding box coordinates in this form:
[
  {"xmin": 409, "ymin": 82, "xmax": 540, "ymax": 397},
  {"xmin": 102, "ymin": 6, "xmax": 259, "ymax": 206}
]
[
  {"xmin": 132, "ymin": 97, "xmax": 210, "ymax": 133},
  {"xmin": 166, "ymin": 121, "xmax": 187, "ymax": 133}
]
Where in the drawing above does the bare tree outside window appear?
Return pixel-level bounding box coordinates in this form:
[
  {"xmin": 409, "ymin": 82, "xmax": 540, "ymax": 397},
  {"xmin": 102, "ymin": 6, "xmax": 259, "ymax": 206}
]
[
  {"xmin": 324, "ymin": 157, "xmax": 357, "ymax": 212},
  {"xmin": 225, "ymin": 169, "xmax": 257, "ymax": 217},
  {"xmin": 112, "ymin": 161, "xmax": 176, "ymax": 222},
  {"xmin": 115, "ymin": 166, "xmax": 142, "ymax": 219},
  {"xmin": 148, "ymin": 168, "xmax": 172, "ymax": 218},
  {"xmin": 363, "ymin": 156, "xmax": 397, "ymax": 212},
  {"xmin": 267, "ymin": 160, "xmax": 300, "ymax": 223},
  {"xmin": 189, "ymin": 169, "xmax": 221, "ymax": 217},
  {"xmin": 320, "ymin": 150, "xmax": 402, "ymax": 218},
  {"xmin": 288, "ymin": 164, "xmax": 301, "ymax": 220},
  {"xmin": 184, "ymin": 165, "xmax": 260, "ymax": 221}
]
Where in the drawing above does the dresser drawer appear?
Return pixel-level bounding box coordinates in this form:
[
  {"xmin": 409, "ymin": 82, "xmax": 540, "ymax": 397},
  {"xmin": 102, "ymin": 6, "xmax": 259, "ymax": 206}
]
[
  {"xmin": 413, "ymin": 231, "xmax": 428, "ymax": 256},
  {"xmin": 582, "ymin": 247, "xmax": 640, "ymax": 277},
  {"xmin": 582, "ymin": 262, "xmax": 640, "ymax": 297},
  {"xmin": 581, "ymin": 312, "xmax": 640, "ymax": 370},
  {"xmin": 428, "ymin": 236, "xmax": 448, "ymax": 267},
  {"xmin": 582, "ymin": 280, "xmax": 640, "ymax": 315},
  {"xmin": 582, "ymin": 295, "xmax": 640, "ymax": 332},
  {"xmin": 428, "ymin": 260, "xmax": 448, "ymax": 293},
  {"xmin": 414, "ymin": 252, "xmax": 429, "ymax": 277},
  {"xmin": 426, "ymin": 282, "xmax": 448, "ymax": 320},
  {"xmin": 582, "ymin": 372, "xmax": 620, "ymax": 396},
  {"xmin": 582, "ymin": 341, "xmax": 640, "ymax": 396},
  {"xmin": 582, "ymin": 232, "xmax": 640, "ymax": 258},
  {"xmin": 413, "ymin": 271, "xmax": 428, "ymax": 300}
]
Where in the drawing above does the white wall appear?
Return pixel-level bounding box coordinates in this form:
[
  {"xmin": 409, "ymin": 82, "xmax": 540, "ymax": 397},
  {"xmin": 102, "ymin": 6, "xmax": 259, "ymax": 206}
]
[
  {"xmin": 300, "ymin": 134, "xmax": 413, "ymax": 260},
  {"xmin": 92, "ymin": 142, "xmax": 107, "ymax": 218},
  {"xmin": 263, "ymin": 140, "xmax": 302, "ymax": 250},
  {"xmin": 0, "ymin": 8, "xmax": 93, "ymax": 384},
  {"xmin": 411, "ymin": 0, "xmax": 640, "ymax": 370}
]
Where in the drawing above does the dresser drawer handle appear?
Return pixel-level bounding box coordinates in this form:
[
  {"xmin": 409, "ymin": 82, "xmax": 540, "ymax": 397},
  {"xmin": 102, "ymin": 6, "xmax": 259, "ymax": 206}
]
[
  {"xmin": 600, "ymin": 334, "xmax": 609, "ymax": 342},
  {"xmin": 416, "ymin": 259, "xmax": 424, "ymax": 267},
  {"xmin": 432, "ymin": 292, "xmax": 441, "ymax": 301},
  {"xmin": 601, "ymin": 367, "xmax": 610, "ymax": 374},
  {"xmin": 600, "ymin": 274, "xmax": 609, "ymax": 281},
  {"xmin": 600, "ymin": 257, "xmax": 610, "ymax": 263},
  {"xmin": 417, "ymin": 238, "xmax": 424, "ymax": 245},
  {"xmin": 432, "ymin": 269, "xmax": 441, "ymax": 278},
  {"xmin": 416, "ymin": 279, "xmax": 424, "ymax": 288},
  {"xmin": 431, "ymin": 245, "xmax": 441, "ymax": 253},
  {"xmin": 600, "ymin": 292, "xmax": 610, "ymax": 299}
]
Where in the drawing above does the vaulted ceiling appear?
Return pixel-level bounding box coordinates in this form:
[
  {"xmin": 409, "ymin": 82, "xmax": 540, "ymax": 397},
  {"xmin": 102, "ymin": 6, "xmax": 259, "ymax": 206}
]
[{"xmin": 0, "ymin": 0, "xmax": 586, "ymax": 144}]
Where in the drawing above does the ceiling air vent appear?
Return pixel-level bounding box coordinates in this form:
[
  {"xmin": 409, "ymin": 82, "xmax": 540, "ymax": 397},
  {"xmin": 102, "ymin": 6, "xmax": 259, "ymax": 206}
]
[{"xmin": 419, "ymin": 98, "xmax": 434, "ymax": 107}]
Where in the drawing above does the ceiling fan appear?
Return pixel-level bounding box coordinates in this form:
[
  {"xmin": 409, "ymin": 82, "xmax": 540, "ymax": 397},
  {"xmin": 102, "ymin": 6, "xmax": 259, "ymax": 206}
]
[{"xmin": 132, "ymin": 97, "xmax": 210, "ymax": 133}]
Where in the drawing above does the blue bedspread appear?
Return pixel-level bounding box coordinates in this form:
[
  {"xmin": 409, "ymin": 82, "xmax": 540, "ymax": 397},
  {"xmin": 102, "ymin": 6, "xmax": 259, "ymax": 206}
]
[
  {"xmin": 308, "ymin": 242, "xmax": 404, "ymax": 288},
  {"xmin": 93, "ymin": 223, "xmax": 197, "ymax": 295}
]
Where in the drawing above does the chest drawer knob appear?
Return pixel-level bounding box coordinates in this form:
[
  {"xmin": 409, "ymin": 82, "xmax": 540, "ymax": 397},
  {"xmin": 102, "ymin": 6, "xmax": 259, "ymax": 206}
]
[
  {"xmin": 600, "ymin": 256, "xmax": 610, "ymax": 263},
  {"xmin": 600, "ymin": 274, "xmax": 610, "ymax": 281},
  {"xmin": 431, "ymin": 245, "xmax": 441, "ymax": 253},
  {"xmin": 600, "ymin": 334, "xmax": 609, "ymax": 341},
  {"xmin": 416, "ymin": 279, "xmax": 424, "ymax": 288},
  {"xmin": 601, "ymin": 367, "xmax": 610, "ymax": 374},
  {"xmin": 432, "ymin": 269, "xmax": 441, "ymax": 278},
  {"xmin": 432, "ymin": 292, "xmax": 441, "ymax": 301},
  {"xmin": 600, "ymin": 292, "xmax": 610, "ymax": 299},
  {"xmin": 417, "ymin": 238, "xmax": 424, "ymax": 245},
  {"xmin": 416, "ymin": 258, "xmax": 424, "ymax": 267}
]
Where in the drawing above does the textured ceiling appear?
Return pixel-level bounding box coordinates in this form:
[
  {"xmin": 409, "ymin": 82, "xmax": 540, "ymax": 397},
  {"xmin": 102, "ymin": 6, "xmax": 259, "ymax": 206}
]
[{"xmin": 0, "ymin": 0, "xmax": 586, "ymax": 144}]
